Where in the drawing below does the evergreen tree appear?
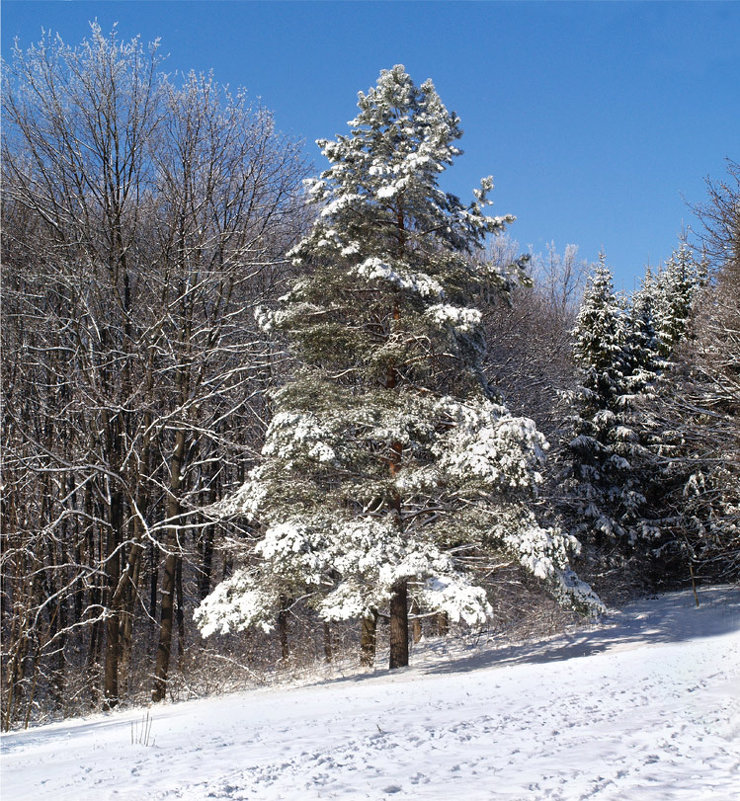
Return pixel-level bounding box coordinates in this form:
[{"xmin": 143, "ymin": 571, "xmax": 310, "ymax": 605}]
[
  {"xmin": 565, "ymin": 246, "xmax": 709, "ymax": 587},
  {"xmin": 195, "ymin": 66, "xmax": 602, "ymax": 669},
  {"xmin": 645, "ymin": 232, "xmax": 738, "ymax": 581},
  {"xmin": 622, "ymin": 268, "xmax": 663, "ymax": 396},
  {"xmin": 653, "ymin": 242, "xmax": 705, "ymax": 357},
  {"xmin": 571, "ymin": 258, "xmax": 627, "ymax": 411},
  {"xmin": 615, "ymin": 270, "xmax": 670, "ymax": 546},
  {"xmin": 634, "ymin": 244, "xmax": 707, "ymax": 542},
  {"xmin": 564, "ymin": 258, "xmax": 645, "ymax": 544}
]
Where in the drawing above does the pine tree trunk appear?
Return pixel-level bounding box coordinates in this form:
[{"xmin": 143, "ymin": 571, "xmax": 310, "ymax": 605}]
[
  {"xmin": 360, "ymin": 609, "xmax": 378, "ymax": 667},
  {"xmin": 385, "ymin": 289, "xmax": 411, "ymax": 671},
  {"xmin": 389, "ymin": 580, "xmax": 409, "ymax": 669}
]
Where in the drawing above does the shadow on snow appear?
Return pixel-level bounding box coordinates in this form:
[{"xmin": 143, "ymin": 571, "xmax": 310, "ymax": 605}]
[{"xmin": 421, "ymin": 585, "xmax": 740, "ymax": 676}]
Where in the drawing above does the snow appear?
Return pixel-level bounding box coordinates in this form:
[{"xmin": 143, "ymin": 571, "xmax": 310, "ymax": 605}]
[
  {"xmin": 2, "ymin": 587, "xmax": 738, "ymax": 800},
  {"xmin": 426, "ymin": 303, "xmax": 482, "ymax": 333},
  {"xmin": 351, "ymin": 257, "xmax": 444, "ymax": 298}
]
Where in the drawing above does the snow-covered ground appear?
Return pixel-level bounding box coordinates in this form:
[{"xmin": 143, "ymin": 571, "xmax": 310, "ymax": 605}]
[{"xmin": 2, "ymin": 587, "xmax": 738, "ymax": 801}]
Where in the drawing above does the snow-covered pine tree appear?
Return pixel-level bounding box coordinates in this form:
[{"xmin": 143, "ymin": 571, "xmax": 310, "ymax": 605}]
[
  {"xmin": 646, "ymin": 165, "xmax": 740, "ymax": 581},
  {"xmin": 622, "ymin": 268, "xmax": 663, "ymax": 397},
  {"xmin": 614, "ymin": 268, "xmax": 671, "ymax": 545},
  {"xmin": 629, "ymin": 245, "xmax": 704, "ymax": 509},
  {"xmin": 619, "ymin": 245, "xmax": 705, "ymax": 488},
  {"xmin": 195, "ymin": 65, "xmax": 602, "ymax": 669},
  {"xmin": 571, "ymin": 258, "xmax": 627, "ymax": 408},
  {"xmin": 654, "ymin": 241, "xmax": 706, "ymax": 358},
  {"xmin": 564, "ymin": 257, "xmax": 647, "ymax": 545},
  {"xmin": 637, "ymin": 241, "xmax": 733, "ymax": 581},
  {"xmin": 564, "ymin": 247, "xmax": 708, "ymax": 570}
]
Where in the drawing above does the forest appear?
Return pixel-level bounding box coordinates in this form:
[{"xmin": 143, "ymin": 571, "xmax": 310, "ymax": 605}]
[{"xmin": 1, "ymin": 27, "xmax": 738, "ymax": 731}]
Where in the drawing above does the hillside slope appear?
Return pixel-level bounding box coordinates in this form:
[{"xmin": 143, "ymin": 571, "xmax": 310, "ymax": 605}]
[{"xmin": 1, "ymin": 587, "xmax": 738, "ymax": 800}]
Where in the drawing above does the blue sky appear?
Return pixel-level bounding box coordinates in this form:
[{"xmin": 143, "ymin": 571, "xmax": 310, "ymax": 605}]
[{"xmin": 3, "ymin": 1, "xmax": 738, "ymax": 289}]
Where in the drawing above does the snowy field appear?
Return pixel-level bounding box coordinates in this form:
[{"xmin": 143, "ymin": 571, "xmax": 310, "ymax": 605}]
[{"xmin": 1, "ymin": 587, "xmax": 738, "ymax": 801}]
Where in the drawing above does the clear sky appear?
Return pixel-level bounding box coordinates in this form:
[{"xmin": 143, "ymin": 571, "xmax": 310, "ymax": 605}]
[{"xmin": 2, "ymin": 1, "xmax": 738, "ymax": 289}]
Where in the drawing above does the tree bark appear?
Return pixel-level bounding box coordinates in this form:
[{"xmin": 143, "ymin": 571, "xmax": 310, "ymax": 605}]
[
  {"xmin": 277, "ymin": 594, "xmax": 290, "ymax": 662},
  {"xmin": 435, "ymin": 611, "xmax": 450, "ymax": 637},
  {"xmin": 103, "ymin": 488, "xmax": 124, "ymax": 709},
  {"xmin": 323, "ymin": 622, "xmax": 333, "ymax": 664},
  {"xmin": 389, "ymin": 580, "xmax": 409, "ymax": 669},
  {"xmin": 118, "ymin": 537, "xmax": 143, "ymax": 693},
  {"xmin": 152, "ymin": 427, "xmax": 186, "ymax": 702},
  {"xmin": 176, "ymin": 557, "xmax": 186, "ymax": 666},
  {"xmin": 198, "ymin": 522, "xmax": 215, "ymax": 600},
  {"xmin": 410, "ymin": 598, "xmax": 423, "ymax": 644},
  {"xmin": 360, "ymin": 609, "xmax": 378, "ymax": 667}
]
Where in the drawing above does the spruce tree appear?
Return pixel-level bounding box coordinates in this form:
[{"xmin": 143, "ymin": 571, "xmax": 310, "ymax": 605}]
[
  {"xmin": 195, "ymin": 66, "xmax": 601, "ymax": 669},
  {"xmin": 565, "ymin": 257, "xmax": 643, "ymax": 544},
  {"xmin": 616, "ymin": 270, "xmax": 669, "ymax": 545},
  {"xmin": 641, "ymin": 241, "xmax": 734, "ymax": 581},
  {"xmin": 564, "ymin": 248, "xmax": 707, "ymax": 578},
  {"xmin": 654, "ymin": 242, "xmax": 705, "ymax": 358},
  {"xmin": 622, "ymin": 269, "xmax": 663, "ymax": 396}
]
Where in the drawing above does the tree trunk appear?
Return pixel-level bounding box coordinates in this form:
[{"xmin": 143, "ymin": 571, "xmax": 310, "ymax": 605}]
[
  {"xmin": 385, "ymin": 290, "xmax": 410, "ymax": 670},
  {"xmin": 118, "ymin": 510, "xmax": 145, "ymax": 694},
  {"xmin": 323, "ymin": 622, "xmax": 333, "ymax": 664},
  {"xmin": 435, "ymin": 611, "xmax": 449, "ymax": 637},
  {"xmin": 149, "ymin": 541, "xmax": 159, "ymax": 622},
  {"xmin": 103, "ymin": 489, "xmax": 124, "ymax": 709},
  {"xmin": 175, "ymin": 558, "xmax": 186, "ymax": 669},
  {"xmin": 410, "ymin": 598, "xmax": 423, "ymax": 644},
  {"xmin": 360, "ymin": 609, "xmax": 378, "ymax": 667},
  {"xmin": 152, "ymin": 551, "xmax": 178, "ymax": 702},
  {"xmin": 118, "ymin": 561, "xmax": 139, "ymax": 693},
  {"xmin": 198, "ymin": 522, "xmax": 215, "ymax": 600},
  {"xmin": 198, "ymin": 479, "xmax": 218, "ymax": 600},
  {"xmin": 152, "ymin": 428, "xmax": 186, "ymax": 702},
  {"xmin": 389, "ymin": 580, "xmax": 409, "ymax": 669},
  {"xmin": 103, "ymin": 609, "xmax": 120, "ymax": 709},
  {"xmin": 277, "ymin": 595, "xmax": 290, "ymax": 662}
]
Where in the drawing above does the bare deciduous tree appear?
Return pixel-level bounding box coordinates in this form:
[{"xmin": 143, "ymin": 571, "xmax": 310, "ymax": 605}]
[{"xmin": 1, "ymin": 24, "xmax": 307, "ymax": 726}]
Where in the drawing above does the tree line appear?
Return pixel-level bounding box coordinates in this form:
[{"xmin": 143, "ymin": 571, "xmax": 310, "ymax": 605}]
[
  {"xmin": 1, "ymin": 26, "xmax": 307, "ymax": 726},
  {"xmin": 1, "ymin": 29, "xmax": 737, "ymax": 730}
]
